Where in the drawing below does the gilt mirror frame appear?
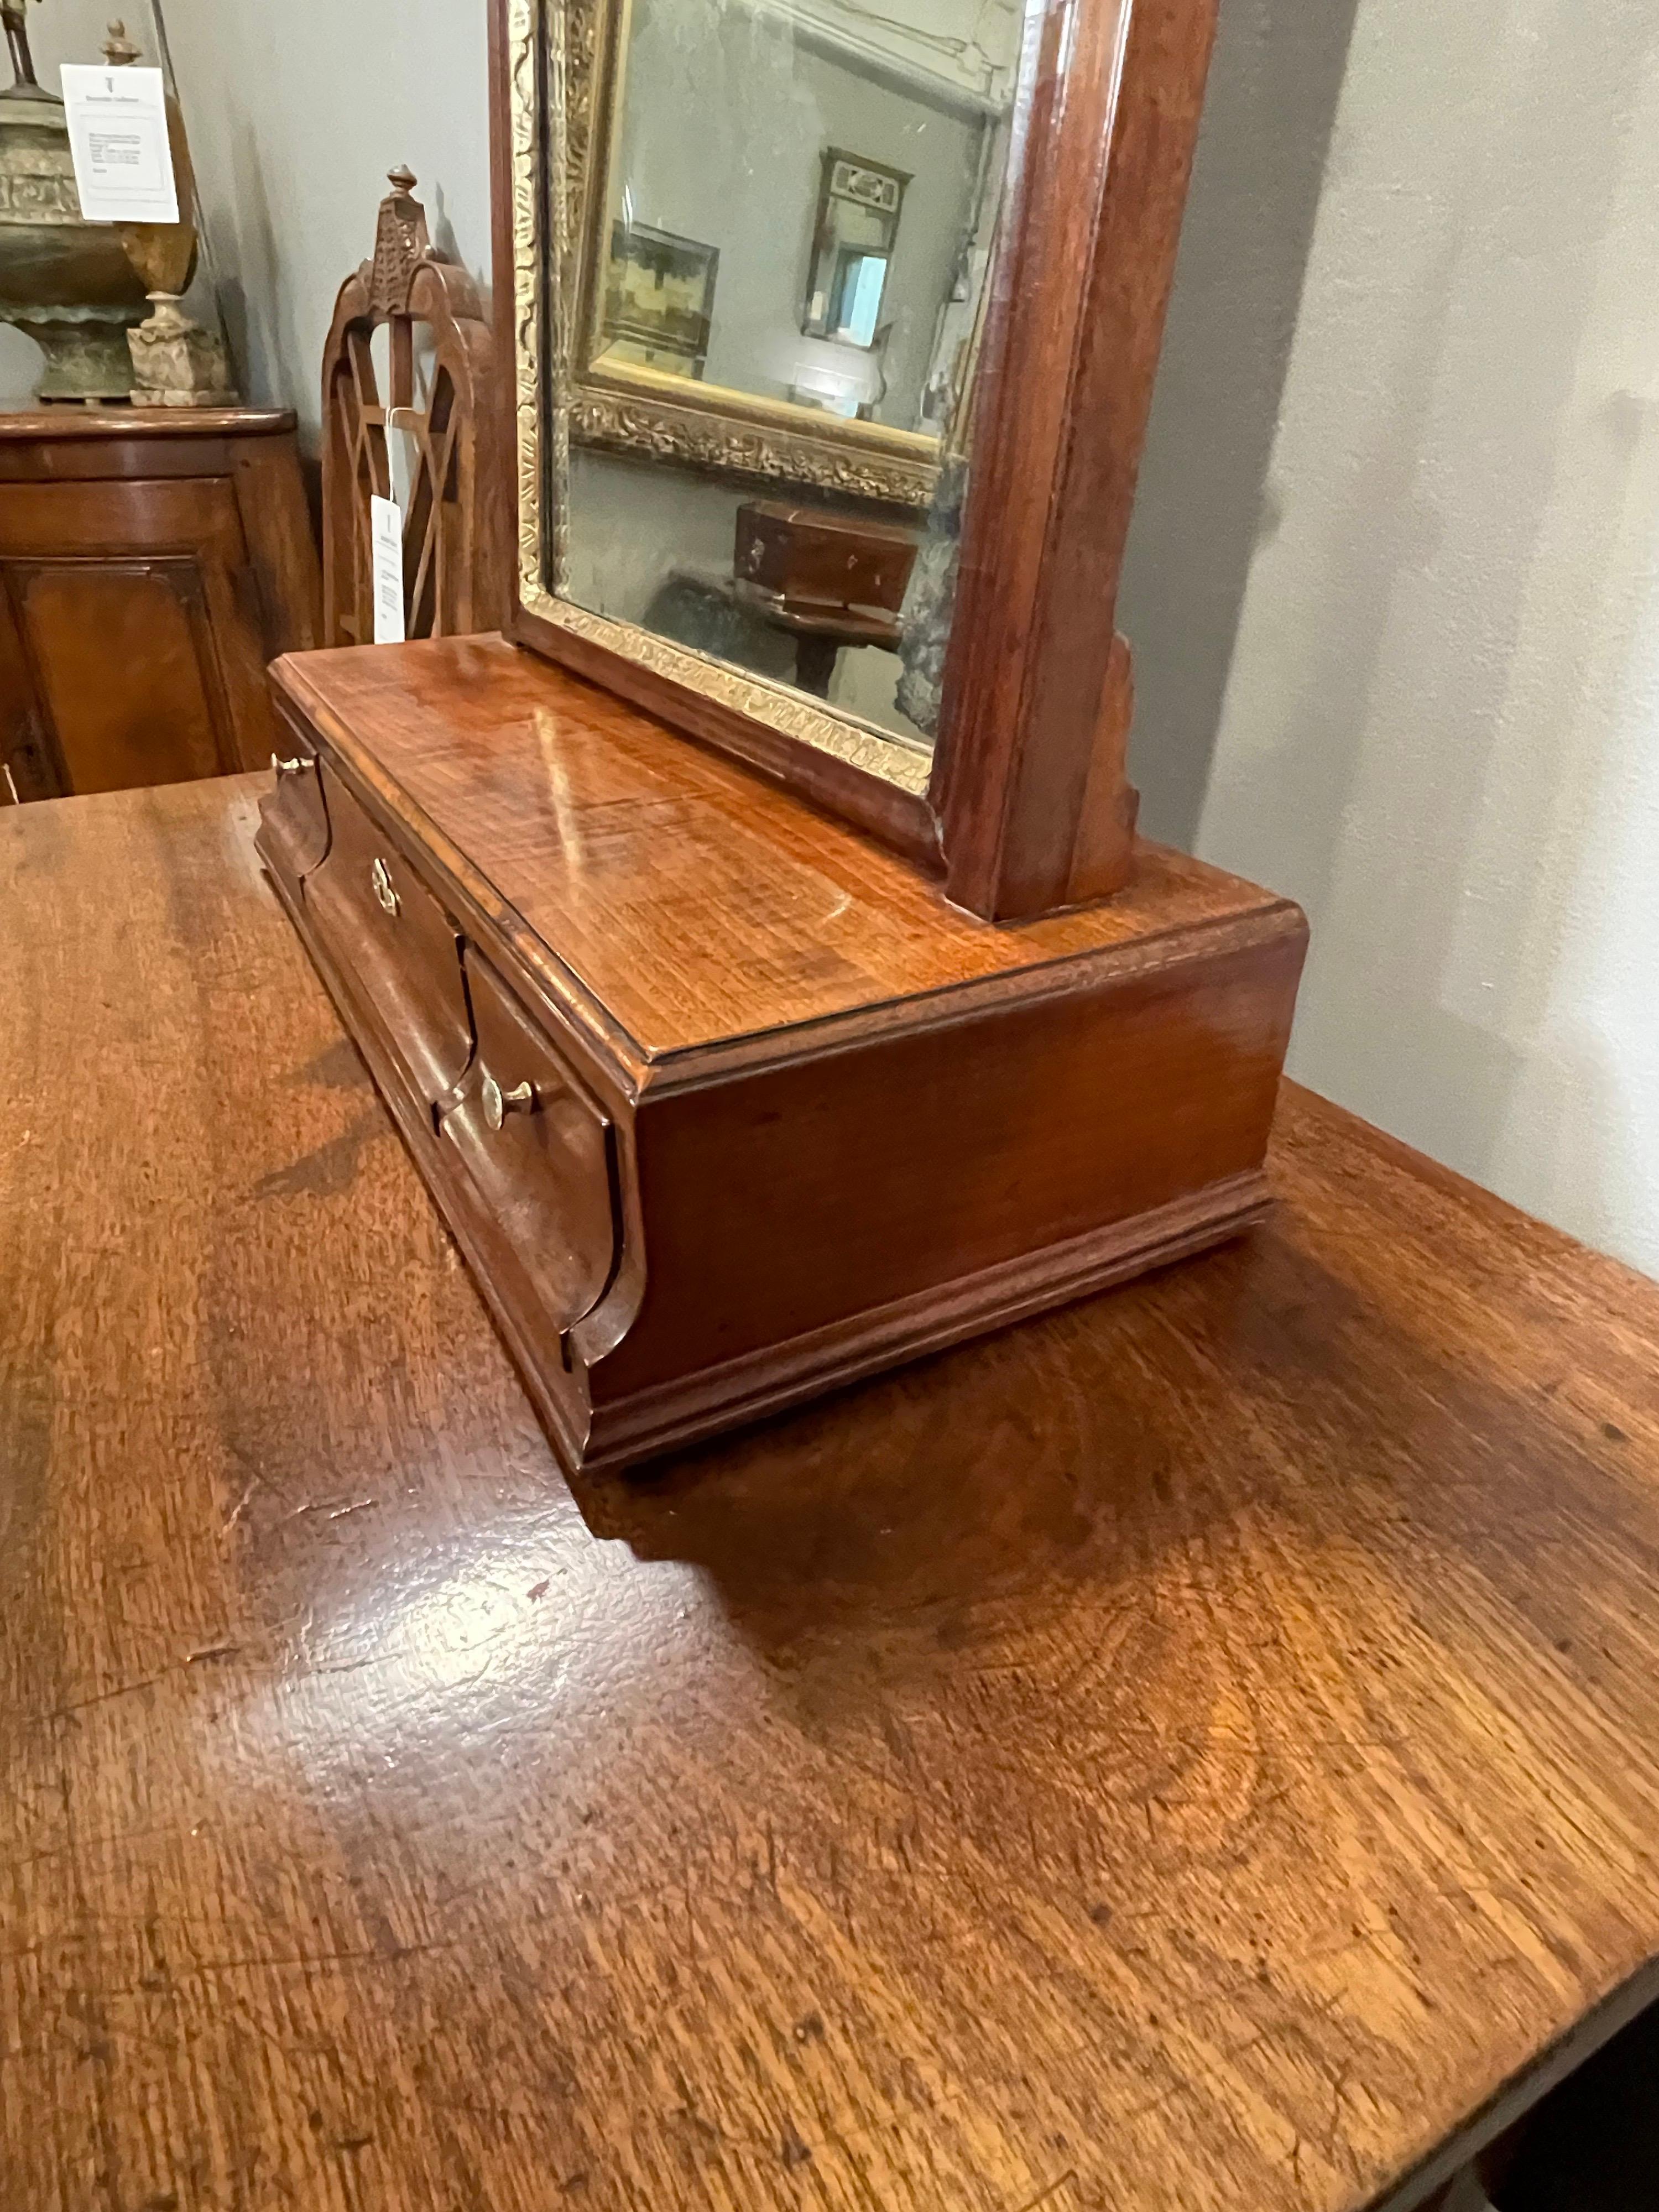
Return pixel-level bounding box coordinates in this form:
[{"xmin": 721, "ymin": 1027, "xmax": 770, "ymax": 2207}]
[{"xmin": 489, "ymin": 0, "xmax": 1222, "ymax": 922}]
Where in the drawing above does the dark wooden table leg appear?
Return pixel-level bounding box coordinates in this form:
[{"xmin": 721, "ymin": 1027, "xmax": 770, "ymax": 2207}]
[{"xmin": 794, "ymin": 633, "xmax": 840, "ymax": 696}]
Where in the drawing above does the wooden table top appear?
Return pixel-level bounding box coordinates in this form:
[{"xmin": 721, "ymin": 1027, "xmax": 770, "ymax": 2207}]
[
  {"xmin": 0, "ymin": 407, "xmax": 298, "ymax": 440},
  {"xmin": 5, "ymin": 773, "xmax": 1659, "ymax": 2212}
]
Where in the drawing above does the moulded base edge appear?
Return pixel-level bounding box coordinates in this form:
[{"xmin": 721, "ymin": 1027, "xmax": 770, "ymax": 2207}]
[{"xmin": 579, "ymin": 1171, "xmax": 1269, "ymax": 1471}]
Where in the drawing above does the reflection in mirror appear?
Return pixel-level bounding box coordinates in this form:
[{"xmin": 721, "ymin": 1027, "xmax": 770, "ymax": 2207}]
[
  {"xmin": 801, "ymin": 152, "xmax": 906, "ymax": 354},
  {"xmin": 557, "ymin": 0, "xmax": 1023, "ymax": 762},
  {"xmin": 602, "ymin": 222, "xmax": 718, "ymax": 378}
]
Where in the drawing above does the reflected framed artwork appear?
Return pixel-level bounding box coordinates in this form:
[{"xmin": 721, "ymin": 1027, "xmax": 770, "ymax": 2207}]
[
  {"xmin": 601, "ymin": 221, "xmax": 718, "ymax": 379},
  {"xmin": 800, "ymin": 150, "xmax": 908, "ymax": 354}
]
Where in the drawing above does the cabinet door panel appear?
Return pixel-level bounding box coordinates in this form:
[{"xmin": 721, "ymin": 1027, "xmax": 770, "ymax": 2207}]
[
  {"xmin": 13, "ymin": 562, "xmax": 229, "ymax": 794},
  {"xmin": 0, "ymin": 476, "xmax": 277, "ymax": 788},
  {"xmin": 0, "ymin": 582, "xmax": 64, "ymax": 802}
]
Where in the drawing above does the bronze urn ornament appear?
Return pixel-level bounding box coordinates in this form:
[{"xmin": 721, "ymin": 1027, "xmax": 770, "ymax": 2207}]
[
  {"xmin": 0, "ymin": 0, "xmax": 153, "ymax": 399},
  {"xmin": 0, "ymin": 6, "xmax": 225, "ymax": 405}
]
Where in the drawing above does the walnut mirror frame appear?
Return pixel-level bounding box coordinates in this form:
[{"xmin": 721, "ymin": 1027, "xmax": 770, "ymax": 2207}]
[{"xmin": 490, "ymin": 0, "xmax": 1222, "ymax": 923}]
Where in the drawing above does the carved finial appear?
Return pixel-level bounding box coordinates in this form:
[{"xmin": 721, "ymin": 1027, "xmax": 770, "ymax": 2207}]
[
  {"xmin": 102, "ymin": 18, "xmax": 142, "ymax": 65},
  {"xmin": 369, "ymin": 169, "xmax": 431, "ymax": 316}
]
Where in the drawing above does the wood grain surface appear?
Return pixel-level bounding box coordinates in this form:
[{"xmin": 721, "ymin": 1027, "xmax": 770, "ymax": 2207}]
[
  {"xmin": 0, "ymin": 408, "xmax": 296, "ymax": 445},
  {"xmin": 6, "ymin": 775, "xmax": 1659, "ymax": 2212},
  {"xmin": 266, "ymin": 651, "xmax": 1300, "ymax": 1471},
  {"xmin": 275, "ymin": 636, "xmax": 1298, "ymax": 1062}
]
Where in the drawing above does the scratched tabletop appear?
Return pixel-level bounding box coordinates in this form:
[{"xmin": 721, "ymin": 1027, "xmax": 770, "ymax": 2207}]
[{"xmin": 5, "ymin": 773, "xmax": 1659, "ymax": 2212}]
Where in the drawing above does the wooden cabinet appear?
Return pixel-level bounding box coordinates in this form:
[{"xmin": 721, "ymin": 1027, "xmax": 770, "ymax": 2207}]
[{"xmin": 0, "ymin": 409, "xmax": 319, "ymax": 804}]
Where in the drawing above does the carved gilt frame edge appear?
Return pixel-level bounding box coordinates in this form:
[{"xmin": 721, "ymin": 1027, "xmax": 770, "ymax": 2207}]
[
  {"xmin": 508, "ymin": 0, "xmax": 935, "ymax": 799},
  {"xmin": 524, "ymin": 580, "xmax": 935, "ymax": 792},
  {"xmin": 569, "ymin": 388, "xmax": 939, "ymax": 507}
]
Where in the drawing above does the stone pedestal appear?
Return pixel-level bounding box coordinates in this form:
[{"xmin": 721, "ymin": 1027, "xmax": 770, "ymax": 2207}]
[{"xmin": 127, "ymin": 292, "xmax": 237, "ymax": 408}]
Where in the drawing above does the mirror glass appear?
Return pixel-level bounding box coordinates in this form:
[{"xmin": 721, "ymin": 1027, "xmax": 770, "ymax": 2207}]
[{"xmin": 554, "ymin": 0, "xmax": 1024, "ymax": 760}]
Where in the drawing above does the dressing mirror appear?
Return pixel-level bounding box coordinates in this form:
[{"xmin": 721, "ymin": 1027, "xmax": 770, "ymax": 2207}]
[
  {"xmin": 497, "ymin": 0, "xmax": 1223, "ymax": 920},
  {"xmin": 257, "ymin": 0, "xmax": 1303, "ymax": 1478}
]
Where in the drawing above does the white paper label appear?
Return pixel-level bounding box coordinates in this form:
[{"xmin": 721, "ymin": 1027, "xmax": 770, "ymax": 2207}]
[
  {"xmin": 60, "ymin": 66, "xmax": 179, "ymax": 225},
  {"xmin": 371, "ymin": 495, "xmax": 406, "ymax": 645}
]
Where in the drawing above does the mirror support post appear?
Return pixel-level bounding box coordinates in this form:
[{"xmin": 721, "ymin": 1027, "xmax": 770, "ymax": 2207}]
[{"xmin": 932, "ymin": 0, "xmax": 1222, "ymax": 922}]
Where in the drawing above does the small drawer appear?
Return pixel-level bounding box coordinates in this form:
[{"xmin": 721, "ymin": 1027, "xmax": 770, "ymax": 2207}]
[
  {"xmin": 303, "ymin": 762, "xmax": 473, "ymax": 1103},
  {"xmin": 260, "ymin": 743, "xmax": 330, "ymax": 887},
  {"xmin": 440, "ymin": 949, "xmax": 619, "ymax": 1337}
]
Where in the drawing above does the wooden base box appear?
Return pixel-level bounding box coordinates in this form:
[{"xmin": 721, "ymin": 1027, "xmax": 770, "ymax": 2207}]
[{"xmin": 258, "ymin": 636, "xmax": 1307, "ymax": 1473}]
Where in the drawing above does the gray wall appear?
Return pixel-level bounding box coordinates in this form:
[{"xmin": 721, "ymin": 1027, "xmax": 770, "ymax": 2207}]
[
  {"xmin": 1134, "ymin": 0, "xmax": 1659, "ymax": 1281},
  {"xmin": 13, "ymin": 0, "xmax": 1656, "ymax": 1284}
]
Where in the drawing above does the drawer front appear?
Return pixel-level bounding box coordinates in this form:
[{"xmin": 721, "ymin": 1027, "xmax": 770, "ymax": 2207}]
[
  {"xmin": 440, "ymin": 950, "xmax": 619, "ymax": 1336},
  {"xmin": 260, "ymin": 743, "xmax": 330, "ymax": 886},
  {"xmin": 304, "ymin": 762, "xmax": 473, "ymax": 1102}
]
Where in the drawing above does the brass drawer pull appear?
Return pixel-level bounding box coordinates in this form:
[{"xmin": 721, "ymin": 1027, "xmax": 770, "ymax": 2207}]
[
  {"xmin": 370, "ymin": 856, "xmax": 400, "ymax": 917},
  {"xmin": 482, "ymin": 1070, "xmax": 538, "ymax": 1132},
  {"xmin": 271, "ymin": 752, "xmax": 311, "ymax": 777}
]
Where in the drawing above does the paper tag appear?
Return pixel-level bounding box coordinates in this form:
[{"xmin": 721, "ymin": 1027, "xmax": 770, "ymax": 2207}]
[
  {"xmin": 371, "ymin": 495, "xmax": 406, "ymax": 645},
  {"xmin": 60, "ymin": 65, "xmax": 179, "ymax": 225}
]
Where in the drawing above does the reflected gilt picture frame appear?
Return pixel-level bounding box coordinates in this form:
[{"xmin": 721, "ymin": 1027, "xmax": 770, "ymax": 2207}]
[{"xmin": 560, "ymin": 0, "xmax": 941, "ymax": 511}]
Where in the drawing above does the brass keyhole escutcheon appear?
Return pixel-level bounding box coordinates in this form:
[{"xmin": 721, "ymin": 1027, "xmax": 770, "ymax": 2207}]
[
  {"xmin": 370, "ymin": 857, "xmax": 400, "ymax": 917},
  {"xmin": 481, "ymin": 1071, "xmax": 538, "ymax": 1132}
]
